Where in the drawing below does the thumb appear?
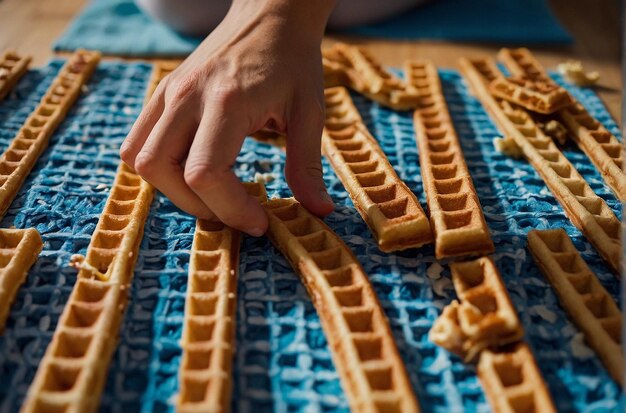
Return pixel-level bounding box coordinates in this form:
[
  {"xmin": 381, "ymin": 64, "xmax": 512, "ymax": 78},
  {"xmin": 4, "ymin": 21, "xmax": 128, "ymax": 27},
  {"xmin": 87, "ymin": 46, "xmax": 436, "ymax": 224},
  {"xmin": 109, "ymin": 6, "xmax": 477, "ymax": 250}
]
[{"xmin": 284, "ymin": 99, "xmax": 334, "ymax": 217}]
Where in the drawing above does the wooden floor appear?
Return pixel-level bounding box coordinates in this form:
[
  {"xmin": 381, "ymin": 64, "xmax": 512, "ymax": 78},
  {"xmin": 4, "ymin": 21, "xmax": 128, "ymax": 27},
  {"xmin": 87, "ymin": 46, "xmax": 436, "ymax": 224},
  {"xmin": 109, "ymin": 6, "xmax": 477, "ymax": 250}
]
[{"xmin": 0, "ymin": 0, "xmax": 621, "ymax": 120}]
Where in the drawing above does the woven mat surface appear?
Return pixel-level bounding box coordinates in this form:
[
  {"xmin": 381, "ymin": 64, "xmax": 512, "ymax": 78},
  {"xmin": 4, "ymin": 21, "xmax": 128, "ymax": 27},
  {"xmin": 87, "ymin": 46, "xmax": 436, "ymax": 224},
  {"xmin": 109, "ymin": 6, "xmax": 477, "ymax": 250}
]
[{"xmin": 0, "ymin": 60, "xmax": 621, "ymax": 412}]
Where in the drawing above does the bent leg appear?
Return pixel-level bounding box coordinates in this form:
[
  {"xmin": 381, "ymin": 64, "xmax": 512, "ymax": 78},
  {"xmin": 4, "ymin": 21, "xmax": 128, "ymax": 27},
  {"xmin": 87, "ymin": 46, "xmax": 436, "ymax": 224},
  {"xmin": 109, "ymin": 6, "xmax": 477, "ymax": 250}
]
[
  {"xmin": 136, "ymin": 0, "xmax": 431, "ymax": 35},
  {"xmin": 136, "ymin": 0, "xmax": 230, "ymax": 36},
  {"xmin": 328, "ymin": 0, "xmax": 431, "ymax": 29}
]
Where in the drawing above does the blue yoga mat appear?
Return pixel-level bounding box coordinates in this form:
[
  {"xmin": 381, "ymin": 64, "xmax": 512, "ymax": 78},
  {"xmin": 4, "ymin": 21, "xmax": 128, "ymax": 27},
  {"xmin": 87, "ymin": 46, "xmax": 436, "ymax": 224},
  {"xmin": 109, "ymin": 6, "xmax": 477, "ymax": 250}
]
[
  {"xmin": 0, "ymin": 59, "xmax": 620, "ymax": 412},
  {"xmin": 54, "ymin": 0, "xmax": 572, "ymax": 57}
]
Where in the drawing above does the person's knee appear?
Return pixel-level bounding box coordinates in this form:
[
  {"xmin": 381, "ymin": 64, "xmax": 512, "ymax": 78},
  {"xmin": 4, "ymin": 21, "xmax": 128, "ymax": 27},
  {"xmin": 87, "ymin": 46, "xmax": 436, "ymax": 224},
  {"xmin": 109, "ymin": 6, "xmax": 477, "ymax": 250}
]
[
  {"xmin": 327, "ymin": 0, "xmax": 429, "ymax": 29},
  {"xmin": 135, "ymin": 0, "xmax": 229, "ymax": 36}
]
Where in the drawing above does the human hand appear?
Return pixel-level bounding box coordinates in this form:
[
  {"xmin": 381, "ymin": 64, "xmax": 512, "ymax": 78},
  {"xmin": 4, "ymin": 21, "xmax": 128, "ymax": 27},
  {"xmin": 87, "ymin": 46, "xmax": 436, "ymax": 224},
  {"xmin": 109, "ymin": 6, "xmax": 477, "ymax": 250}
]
[{"xmin": 121, "ymin": 0, "xmax": 336, "ymax": 236}]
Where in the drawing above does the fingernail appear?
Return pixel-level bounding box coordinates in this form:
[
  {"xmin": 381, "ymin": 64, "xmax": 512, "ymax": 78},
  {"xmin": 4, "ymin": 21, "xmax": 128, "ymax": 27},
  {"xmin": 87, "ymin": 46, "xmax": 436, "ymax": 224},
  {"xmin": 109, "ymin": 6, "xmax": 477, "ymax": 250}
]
[
  {"xmin": 247, "ymin": 227, "xmax": 265, "ymax": 237},
  {"xmin": 320, "ymin": 190, "xmax": 333, "ymax": 204}
]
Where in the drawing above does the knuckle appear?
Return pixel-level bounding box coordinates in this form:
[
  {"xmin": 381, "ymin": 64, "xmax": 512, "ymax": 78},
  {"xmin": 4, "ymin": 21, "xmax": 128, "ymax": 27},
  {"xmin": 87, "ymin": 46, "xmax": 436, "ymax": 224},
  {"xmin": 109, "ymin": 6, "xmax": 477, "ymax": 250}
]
[
  {"xmin": 134, "ymin": 150, "xmax": 159, "ymax": 177},
  {"xmin": 168, "ymin": 74, "xmax": 199, "ymax": 104},
  {"xmin": 119, "ymin": 141, "xmax": 135, "ymax": 164},
  {"xmin": 184, "ymin": 162, "xmax": 221, "ymax": 190}
]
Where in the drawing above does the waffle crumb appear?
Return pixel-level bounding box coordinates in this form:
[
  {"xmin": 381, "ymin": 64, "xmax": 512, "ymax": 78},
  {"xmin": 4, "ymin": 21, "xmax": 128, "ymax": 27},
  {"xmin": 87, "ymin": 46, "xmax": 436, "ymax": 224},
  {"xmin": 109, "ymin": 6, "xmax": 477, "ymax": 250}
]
[
  {"xmin": 254, "ymin": 172, "xmax": 276, "ymax": 184},
  {"xmin": 557, "ymin": 60, "xmax": 599, "ymax": 87},
  {"xmin": 493, "ymin": 136, "xmax": 523, "ymax": 158},
  {"xmin": 542, "ymin": 120, "xmax": 568, "ymax": 145},
  {"xmin": 69, "ymin": 254, "xmax": 107, "ymax": 280}
]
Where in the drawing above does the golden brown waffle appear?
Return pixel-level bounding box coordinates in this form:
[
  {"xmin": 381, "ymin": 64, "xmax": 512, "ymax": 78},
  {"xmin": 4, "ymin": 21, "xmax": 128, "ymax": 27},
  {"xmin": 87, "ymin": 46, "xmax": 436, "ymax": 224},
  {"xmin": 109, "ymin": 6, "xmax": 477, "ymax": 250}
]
[
  {"xmin": 177, "ymin": 183, "xmax": 265, "ymax": 413},
  {"xmin": 0, "ymin": 50, "xmax": 100, "ymax": 218},
  {"xmin": 405, "ymin": 60, "xmax": 494, "ymax": 259},
  {"xmin": 19, "ymin": 62, "xmax": 172, "ymax": 413},
  {"xmin": 430, "ymin": 257, "xmax": 524, "ymax": 362},
  {"xmin": 264, "ymin": 197, "xmax": 420, "ymax": 413},
  {"xmin": 20, "ymin": 162, "xmax": 153, "ymax": 413},
  {"xmin": 527, "ymin": 229, "xmax": 623, "ymax": 385},
  {"xmin": 488, "ymin": 75, "xmax": 573, "ymax": 114},
  {"xmin": 498, "ymin": 48, "xmax": 626, "ymax": 203},
  {"xmin": 323, "ymin": 43, "xmax": 420, "ymax": 110},
  {"xmin": 0, "ymin": 50, "xmax": 31, "ymax": 101},
  {"xmin": 478, "ymin": 343, "xmax": 557, "ymax": 413},
  {"xmin": 322, "ymin": 86, "xmax": 432, "ymax": 252},
  {"xmin": 0, "ymin": 228, "xmax": 43, "ymax": 332},
  {"xmin": 459, "ymin": 57, "xmax": 621, "ymax": 274}
]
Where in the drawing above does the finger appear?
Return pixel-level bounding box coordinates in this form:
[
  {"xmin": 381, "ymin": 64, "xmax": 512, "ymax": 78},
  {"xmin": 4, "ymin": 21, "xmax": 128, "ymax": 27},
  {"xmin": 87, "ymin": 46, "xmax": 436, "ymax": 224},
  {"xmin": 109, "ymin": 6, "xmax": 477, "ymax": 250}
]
[
  {"xmin": 285, "ymin": 97, "xmax": 334, "ymax": 217},
  {"xmin": 120, "ymin": 89, "xmax": 166, "ymax": 168},
  {"xmin": 184, "ymin": 109, "xmax": 268, "ymax": 236},
  {"xmin": 134, "ymin": 109, "xmax": 214, "ymax": 219}
]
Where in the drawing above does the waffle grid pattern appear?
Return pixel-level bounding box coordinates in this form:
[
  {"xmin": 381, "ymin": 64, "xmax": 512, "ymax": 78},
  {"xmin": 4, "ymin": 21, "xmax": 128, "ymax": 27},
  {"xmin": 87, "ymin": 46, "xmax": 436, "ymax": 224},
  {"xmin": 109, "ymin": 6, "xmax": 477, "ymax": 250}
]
[
  {"xmin": 430, "ymin": 258, "xmax": 524, "ymax": 362},
  {"xmin": 477, "ymin": 343, "xmax": 556, "ymax": 413},
  {"xmin": 407, "ymin": 61, "xmax": 494, "ymax": 259},
  {"xmin": 322, "ymin": 87, "xmax": 432, "ymax": 252},
  {"xmin": 0, "ymin": 51, "xmax": 31, "ymax": 102},
  {"xmin": 527, "ymin": 228, "xmax": 623, "ymax": 385},
  {"xmin": 0, "ymin": 60, "xmax": 621, "ymax": 413},
  {"xmin": 265, "ymin": 198, "xmax": 419, "ymax": 412},
  {"xmin": 459, "ymin": 57, "xmax": 621, "ymax": 273},
  {"xmin": 499, "ymin": 48, "xmax": 626, "ymax": 204}
]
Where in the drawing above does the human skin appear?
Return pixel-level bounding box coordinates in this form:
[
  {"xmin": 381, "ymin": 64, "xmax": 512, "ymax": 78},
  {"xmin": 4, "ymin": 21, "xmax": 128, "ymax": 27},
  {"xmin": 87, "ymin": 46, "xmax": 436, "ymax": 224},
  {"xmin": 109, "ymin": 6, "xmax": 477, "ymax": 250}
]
[{"xmin": 121, "ymin": 0, "xmax": 336, "ymax": 236}]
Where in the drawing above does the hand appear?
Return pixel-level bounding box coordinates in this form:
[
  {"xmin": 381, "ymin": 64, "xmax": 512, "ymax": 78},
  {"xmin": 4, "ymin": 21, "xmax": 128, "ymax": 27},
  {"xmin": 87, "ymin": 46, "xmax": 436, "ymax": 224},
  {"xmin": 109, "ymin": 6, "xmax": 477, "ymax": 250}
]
[{"xmin": 121, "ymin": 0, "xmax": 336, "ymax": 236}]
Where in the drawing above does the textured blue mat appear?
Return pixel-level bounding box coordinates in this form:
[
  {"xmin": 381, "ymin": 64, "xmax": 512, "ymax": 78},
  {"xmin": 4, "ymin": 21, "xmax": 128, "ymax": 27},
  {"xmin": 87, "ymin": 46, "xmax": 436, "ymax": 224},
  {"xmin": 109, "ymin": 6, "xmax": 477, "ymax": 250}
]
[
  {"xmin": 53, "ymin": 0, "xmax": 572, "ymax": 56},
  {"xmin": 0, "ymin": 59, "xmax": 621, "ymax": 413}
]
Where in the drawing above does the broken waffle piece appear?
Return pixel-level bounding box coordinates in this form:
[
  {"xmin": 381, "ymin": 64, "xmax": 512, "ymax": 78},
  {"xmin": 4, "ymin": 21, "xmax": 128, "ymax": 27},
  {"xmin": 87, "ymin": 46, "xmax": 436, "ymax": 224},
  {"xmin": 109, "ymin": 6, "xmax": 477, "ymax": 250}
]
[
  {"xmin": 499, "ymin": 48, "xmax": 626, "ymax": 203},
  {"xmin": 430, "ymin": 257, "xmax": 524, "ymax": 362},
  {"xmin": 406, "ymin": 60, "xmax": 494, "ymax": 258},
  {"xmin": 0, "ymin": 49, "xmax": 100, "ymax": 219},
  {"xmin": 19, "ymin": 62, "xmax": 173, "ymax": 413},
  {"xmin": 0, "ymin": 228, "xmax": 43, "ymax": 333},
  {"xmin": 264, "ymin": 197, "xmax": 420, "ymax": 413},
  {"xmin": 177, "ymin": 182, "xmax": 264, "ymax": 413},
  {"xmin": 557, "ymin": 60, "xmax": 600, "ymax": 87},
  {"xmin": 527, "ymin": 229, "xmax": 623, "ymax": 385},
  {"xmin": 488, "ymin": 75, "xmax": 573, "ymax": 114},
  {"xmin": 0, "ymin": 50, "xmax": 31, "ymax": 101},
  {"xmin": 459, "ymin": 56, "xmax": 621, "ymax": 274},
  {"xmin": 478, "ymin": 343, "xmax": 557, "ymax": 413},
  {"xmin": 539, "ymin": 119, "xmax": 568, "ymax": 145},
  {"xmin": 493, "ymin": 136, "xmax": 523, "ymax": 159},
  {"xmin": 322, "ymin": 86, "xmax": 432, "ymax": 252},
  {"xmin": 324, "ymin": 43, "xmax": 420, "ymax": 110}
]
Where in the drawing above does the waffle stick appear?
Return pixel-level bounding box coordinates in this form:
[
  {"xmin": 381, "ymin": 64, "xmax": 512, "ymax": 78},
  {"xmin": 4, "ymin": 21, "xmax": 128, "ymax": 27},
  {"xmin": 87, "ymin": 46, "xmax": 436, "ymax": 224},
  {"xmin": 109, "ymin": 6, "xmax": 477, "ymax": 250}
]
[
  {"xmin": 429, "ymin": 257, "xmax": 524, "ymax": 362},
  {"xmin": 0, "ymin": 50, "xmax": 31, "ymax": 101},
  {"xmin": 459, "ymin": 57, "xmax": 621, "ymax": 274},
  {"xmin": 323, "ymin": 86, "xmax": 432, "ymax": 252},
  {"xmin": 19, "ymin": 63, "xmax": 173, "ymax": 413},
  {"xmin": 406, "ymin": 60, "xmax": 494, "ymax": 259},
  {"xmin": 527, "ymin": 229, "xmax": 623, "ymax": 385},
  {"xmin": 498, "ymin": 48, "xmax": 626, "ymax": 203},
  {"xmin": 264, "ymin": 197, "xmax": 420, "ymax": 413},
  {"xmin": 0, "ymin": 50, "xmax": 100, "ymax": 218},
  {"xmin": 0, "ymin": 228, "xmax": 43, "ymax": 332},
  {"xmin": 478, "ymin": 343, "xmax": 557, "ymax": 413},
  {"xmin": 177, "ymin": 183, "xmax": 265, "ymax": 413},
  {"xmin": 323, "ymin": 43, "xmax": 421, "ymax": 110}
]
